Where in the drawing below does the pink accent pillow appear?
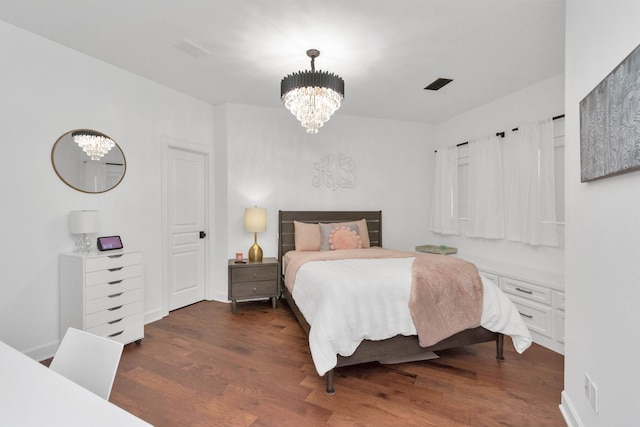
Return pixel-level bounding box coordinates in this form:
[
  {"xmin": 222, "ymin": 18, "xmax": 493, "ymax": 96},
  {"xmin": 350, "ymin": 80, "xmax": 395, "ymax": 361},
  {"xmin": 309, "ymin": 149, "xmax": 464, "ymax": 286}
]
[
  {"xmin": 294, "ymin": 221, "xmax": 321, "ymax": 251},
  {"xmin": 319, "ymin": 219, "xmax": 370, "ymax": 250},
  {"xmin": 329, "ymin": 226, "xmax": 362, "ymax": 250}
]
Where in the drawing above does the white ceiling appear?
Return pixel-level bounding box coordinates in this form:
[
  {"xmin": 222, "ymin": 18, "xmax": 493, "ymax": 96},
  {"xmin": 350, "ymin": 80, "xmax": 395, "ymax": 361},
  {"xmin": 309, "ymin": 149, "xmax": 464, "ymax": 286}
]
[{"xmin": 0, "ymin": 0, "xmax": 565, "ymax": 123}]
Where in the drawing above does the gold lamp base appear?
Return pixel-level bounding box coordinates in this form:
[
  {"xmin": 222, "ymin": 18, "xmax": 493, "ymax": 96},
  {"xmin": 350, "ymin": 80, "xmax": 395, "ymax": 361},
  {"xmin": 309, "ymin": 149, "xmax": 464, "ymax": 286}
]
[{"xmin": 248, "ymin": 233, "xmax": 263, "ymax": 262}]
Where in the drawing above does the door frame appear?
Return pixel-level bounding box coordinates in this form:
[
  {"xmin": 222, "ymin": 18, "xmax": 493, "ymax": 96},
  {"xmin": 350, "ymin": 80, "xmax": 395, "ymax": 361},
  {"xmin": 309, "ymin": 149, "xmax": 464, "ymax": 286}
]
[{"xmin": 161, "ymin": 136, "xmax": 212, "ymax": 316}]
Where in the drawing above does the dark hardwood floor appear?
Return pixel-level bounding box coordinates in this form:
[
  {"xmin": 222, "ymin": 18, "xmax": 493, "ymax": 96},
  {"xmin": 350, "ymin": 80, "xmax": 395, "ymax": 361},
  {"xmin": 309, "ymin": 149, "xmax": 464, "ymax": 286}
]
[{"xmin": 108, "ymin": 300, "xmax": 565, "ymax": 426}]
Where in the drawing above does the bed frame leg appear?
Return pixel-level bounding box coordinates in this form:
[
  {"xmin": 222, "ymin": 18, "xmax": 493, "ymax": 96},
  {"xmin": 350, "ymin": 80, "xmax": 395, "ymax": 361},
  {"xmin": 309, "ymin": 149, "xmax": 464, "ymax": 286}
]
[
  {"xmin": 496, "ymin": 333, "xmax": 505, "ymax": 361},
  {"xmin": 326, "ymin": 370, "xmax": 336, "ymax": 394}
]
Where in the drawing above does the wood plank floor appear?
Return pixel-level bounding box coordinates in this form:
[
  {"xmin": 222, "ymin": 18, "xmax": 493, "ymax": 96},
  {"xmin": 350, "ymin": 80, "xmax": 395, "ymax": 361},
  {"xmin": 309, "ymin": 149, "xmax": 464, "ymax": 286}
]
[{"xmin": 108, "ymin": 300, "xmax": 565, "ymax": 426}]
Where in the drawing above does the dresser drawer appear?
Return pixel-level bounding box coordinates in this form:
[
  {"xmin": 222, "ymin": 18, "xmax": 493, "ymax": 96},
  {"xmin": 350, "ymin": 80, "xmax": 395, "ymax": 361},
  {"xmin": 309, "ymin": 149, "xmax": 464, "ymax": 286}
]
[
  {"xmin": 511, "ymin": 296, "xmax": 553, "ymax": 338},
  {"xmin": 556, "ymin": 309, "xmax": 565, "ymax": 344},
  {"xmin": 230, "ymin": 280, "xmax": 278, "ymax": 299},
  {"xmin": 84, "ymin": 252, "xmax": 143, "ymax": 272},
  {"xmin": 85, "ymin": 289, "xmax": 142, "ymax": 314},
  {"xmin": 555, "ymin": 291, "xmax": 565, "ymax": 311},
  {"xmin": 502, "ymin": 277, "xmax": 552, "ymax": 305},
  {"xmin": 231, "ymin": 266, "xmax": 277, "ymax": 282},
  {"xmin": 103, "ymin": 324, "xmax": 145, "ymax": 345},
  {"xmin": 85, "ymin": 276, "xmax": 142, "ymax": 300},
  {"xmin": 87, "ymin": 313, "xmax": 143, "ymax": 340},
  {"xmin": 85, "ymin": 300, "xmax": 143, "ymax": 329},
  {"xmin": 85, "ymin": 264, "xmax": 143, "ymax": 286}
]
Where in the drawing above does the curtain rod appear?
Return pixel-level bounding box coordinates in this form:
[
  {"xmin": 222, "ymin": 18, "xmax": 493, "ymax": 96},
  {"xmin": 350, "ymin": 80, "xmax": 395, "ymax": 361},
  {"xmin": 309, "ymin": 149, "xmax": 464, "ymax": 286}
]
[{"xmin": 434, "ymin": 114, "xmax": 565, "ymax": 153}]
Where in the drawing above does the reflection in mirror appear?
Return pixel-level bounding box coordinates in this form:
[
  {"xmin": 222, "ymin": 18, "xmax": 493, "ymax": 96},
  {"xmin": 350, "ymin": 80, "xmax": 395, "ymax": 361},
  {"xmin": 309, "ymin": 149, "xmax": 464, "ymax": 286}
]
[{"xmin": 51, "ymin": 129, "xmax": 126, "ymax": 193}]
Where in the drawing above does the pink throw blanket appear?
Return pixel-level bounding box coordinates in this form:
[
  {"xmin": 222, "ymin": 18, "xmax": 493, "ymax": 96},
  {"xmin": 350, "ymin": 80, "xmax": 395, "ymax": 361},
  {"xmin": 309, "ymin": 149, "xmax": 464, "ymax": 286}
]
[{"xmin": 409, "ymin": 254, "xmax": 483, "ymax": 347}]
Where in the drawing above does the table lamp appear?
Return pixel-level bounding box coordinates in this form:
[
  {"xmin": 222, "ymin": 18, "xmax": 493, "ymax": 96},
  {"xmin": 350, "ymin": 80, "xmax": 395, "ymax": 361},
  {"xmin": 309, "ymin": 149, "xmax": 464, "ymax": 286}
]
[
  {"xmin": 244, "ymin": 207, "xmax": 266, "ymax": 262},
  {"xmin": 69, "ymin": 210, "xmax": 99, "ymax": 252}
]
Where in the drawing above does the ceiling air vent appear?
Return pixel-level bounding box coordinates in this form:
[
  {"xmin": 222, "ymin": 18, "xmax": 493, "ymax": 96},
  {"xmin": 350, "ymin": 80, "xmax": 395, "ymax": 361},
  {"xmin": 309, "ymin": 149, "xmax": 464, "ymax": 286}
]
[
  {"xmin": 424, "ymin": 78, "xmax": 453, "ymax": 91},
  {"xmin": 174, "ymin": 38, "xmax": 211, "ymax": 58}
]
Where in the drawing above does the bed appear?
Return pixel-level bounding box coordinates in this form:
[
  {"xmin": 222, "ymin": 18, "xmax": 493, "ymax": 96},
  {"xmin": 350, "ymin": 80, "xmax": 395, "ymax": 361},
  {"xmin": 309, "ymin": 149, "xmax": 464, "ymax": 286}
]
[{"xmin": 277, "ymin": 210, "xmax": 531, "ymax": 393}]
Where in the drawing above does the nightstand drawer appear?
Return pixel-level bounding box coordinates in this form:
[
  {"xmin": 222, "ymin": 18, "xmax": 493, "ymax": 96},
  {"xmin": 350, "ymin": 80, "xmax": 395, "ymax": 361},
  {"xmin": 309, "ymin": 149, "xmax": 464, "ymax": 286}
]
[
  {"xmin": 231, "ymin": 266, "xmax": 277, "ymax": 282},
  {"xmin": 230, "ymin": 280, "xmax": 278, "ymax": 298}
]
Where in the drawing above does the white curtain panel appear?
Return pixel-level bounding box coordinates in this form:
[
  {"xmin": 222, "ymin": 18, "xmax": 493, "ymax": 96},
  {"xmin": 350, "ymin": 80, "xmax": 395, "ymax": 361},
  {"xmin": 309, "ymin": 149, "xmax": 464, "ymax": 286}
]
[
  {"xmin": 503, "ymin": 118, "xmax": 559, "ymax": 246},
  {"xmin": 466, "ymin": 136, "xmax": 505, "ymax": 238},
  {"xmin": 429, "ymin": 146, "xmax": 459, "ymax": 235}
]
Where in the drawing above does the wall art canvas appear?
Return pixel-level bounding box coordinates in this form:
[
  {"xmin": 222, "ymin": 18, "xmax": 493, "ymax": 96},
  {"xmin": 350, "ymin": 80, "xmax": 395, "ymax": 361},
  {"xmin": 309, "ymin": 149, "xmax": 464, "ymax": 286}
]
[{"xmin": 580, "ymin": 43, "xmax": 640, "ymax": 182}]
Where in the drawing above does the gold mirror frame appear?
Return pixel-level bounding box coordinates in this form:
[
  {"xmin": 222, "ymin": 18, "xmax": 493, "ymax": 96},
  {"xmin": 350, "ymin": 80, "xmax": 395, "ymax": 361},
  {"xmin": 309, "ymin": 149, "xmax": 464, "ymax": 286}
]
[{"xmin": 51, "ymin": 129, "xmax": 126, "ymax": 193}]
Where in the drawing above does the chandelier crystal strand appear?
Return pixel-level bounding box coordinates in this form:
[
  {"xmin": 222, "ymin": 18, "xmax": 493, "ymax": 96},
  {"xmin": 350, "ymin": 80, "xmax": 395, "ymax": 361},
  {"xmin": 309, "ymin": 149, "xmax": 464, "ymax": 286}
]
[
  {"xmin": 72, "ymin": 132, "xmax": 116, "ymax": 160},
  {"xmin": 281, "ymin": 50, "xmax": 344, "ymax": 134}
]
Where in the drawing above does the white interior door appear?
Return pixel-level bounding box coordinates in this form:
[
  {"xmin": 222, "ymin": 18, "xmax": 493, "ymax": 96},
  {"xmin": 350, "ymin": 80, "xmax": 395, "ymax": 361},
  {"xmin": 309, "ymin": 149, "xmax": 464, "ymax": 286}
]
[{"xmin": 167, "ymin": 147, "xmax": 207, "ymax": 311}]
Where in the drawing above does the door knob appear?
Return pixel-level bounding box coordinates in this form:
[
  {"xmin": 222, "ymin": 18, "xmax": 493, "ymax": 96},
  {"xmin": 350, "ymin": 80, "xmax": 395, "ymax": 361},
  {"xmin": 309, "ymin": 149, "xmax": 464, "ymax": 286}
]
[{"xmin": 199, "ymin": 231, "xmax": 207, "ymax": 239}]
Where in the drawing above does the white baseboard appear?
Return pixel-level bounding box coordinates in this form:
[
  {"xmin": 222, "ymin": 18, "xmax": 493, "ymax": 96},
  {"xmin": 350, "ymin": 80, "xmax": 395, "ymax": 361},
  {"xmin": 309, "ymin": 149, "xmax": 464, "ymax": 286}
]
[
  {"xmin": 144, "ymin": 307, "xmax": 166, "ymax": 325},
  {"xmin": 559, "ymin": 390, "xmax": 583, "ymax": 427},
  {"xmin": 28, "ymin": 340, "xmax": 60, "ymax": 362}
]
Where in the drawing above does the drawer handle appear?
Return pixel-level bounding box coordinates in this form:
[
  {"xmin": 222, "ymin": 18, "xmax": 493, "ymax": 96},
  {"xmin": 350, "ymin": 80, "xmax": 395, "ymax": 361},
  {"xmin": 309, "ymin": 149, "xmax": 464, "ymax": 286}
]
[
  {"xmin": 108, "ymin": 267, "xmax": 123, "ymax": 272},
  {"xmin": 108, "ymin": 318, "xmax": 123, "ymax": 324},
  {"xmin": 108, "ymin": 331, "xmax": 124, "ymax": 337},
  {"xmin": 108, "ymin": 292, "xmax": 123, "ymax": 298},
  {"xmin": 108, "ymin": 305, "xmax": 123, "ymax": 311},
  {"xmin": 108, "ymin": 254, "xmax": 124, "ymax": 258},
  {"xmin": 519, "ymin": 312, "xmax": 533, "ymax": 319},
  {"xmin": 108, "ymin": 280, "xmax": 123, "ymax": 285},
  {"xmin": 515, "ymin": 287, "xmax": 533, "ymax": 295}
]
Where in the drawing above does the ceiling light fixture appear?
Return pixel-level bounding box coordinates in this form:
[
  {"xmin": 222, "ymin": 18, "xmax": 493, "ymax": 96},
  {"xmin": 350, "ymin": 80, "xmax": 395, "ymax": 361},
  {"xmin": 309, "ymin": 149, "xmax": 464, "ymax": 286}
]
[
  {"xmin": 281, "ymin": 49, "xmax": 344, "ymax": 134},
  {"xmin": 72, "ymin": 130, "xmax": 115, "ymax": 161}
]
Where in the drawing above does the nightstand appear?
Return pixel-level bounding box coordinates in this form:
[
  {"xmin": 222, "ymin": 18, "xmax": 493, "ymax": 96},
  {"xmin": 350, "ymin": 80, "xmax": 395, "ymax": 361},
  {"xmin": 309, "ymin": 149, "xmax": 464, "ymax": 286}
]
[{"xmin": 227, "ymin": 257, "xmax": 279, "ymax": 314}]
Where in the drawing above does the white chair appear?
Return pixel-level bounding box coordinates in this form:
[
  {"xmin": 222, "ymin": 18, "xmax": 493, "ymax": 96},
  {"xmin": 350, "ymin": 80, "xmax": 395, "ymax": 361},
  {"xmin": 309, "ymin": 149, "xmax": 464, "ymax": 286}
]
[{"xmin": 49, "ymin": 328, "xmax": 124, "ymax": 400}]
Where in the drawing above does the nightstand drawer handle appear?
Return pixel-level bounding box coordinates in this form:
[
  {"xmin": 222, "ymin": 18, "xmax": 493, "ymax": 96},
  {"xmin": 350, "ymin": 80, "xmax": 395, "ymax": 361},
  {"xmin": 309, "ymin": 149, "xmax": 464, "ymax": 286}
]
[
  {"xmin": 108, "ymin": 331, "xmax": 124, "ymax": 338},
  {"xmin": 108, "ymin": 267, "xmax": 123, "ymax": 272},
  {"xmin": 108, "ymin": 280, "xmax": 123, "ymax": 285},
  {"xmin": 108, "ymin": 254, "xmax": 124, "ymax": 259},
  {"xmin": 108, "ymin": 305, "xmax": 123, "ymax": 311},
  {"xmin": 515, "ymin": 287, "xmax": 533, "ymax": 294},
  {"xmin": 519, "ymin": 312, "xmax": 533, "ymax": 319},
  {"xmin": 108, "ymin": 318, "xmax": 123, "ymax": 325},
  {"xmin": 108, "ymin": 292, "xmax": 123, "ymax": 298}
]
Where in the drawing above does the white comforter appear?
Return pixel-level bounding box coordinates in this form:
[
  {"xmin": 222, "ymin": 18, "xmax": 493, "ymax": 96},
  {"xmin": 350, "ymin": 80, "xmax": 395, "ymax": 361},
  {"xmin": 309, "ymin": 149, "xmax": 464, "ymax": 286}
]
[{"xmin": 291, "ymin": 257, "xmax": 532, "ymax": 376}]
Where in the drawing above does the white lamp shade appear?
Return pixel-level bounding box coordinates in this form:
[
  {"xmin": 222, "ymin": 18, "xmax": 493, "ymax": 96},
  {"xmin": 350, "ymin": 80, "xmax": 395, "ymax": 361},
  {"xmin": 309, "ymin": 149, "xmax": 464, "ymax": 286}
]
[
  {"xmin": 244, "ymin": 207, "xmax": 267, "ymax": 233},
  {"xmin": 68, "ymin": 210, "xmax": 99, "ymax": 234}
]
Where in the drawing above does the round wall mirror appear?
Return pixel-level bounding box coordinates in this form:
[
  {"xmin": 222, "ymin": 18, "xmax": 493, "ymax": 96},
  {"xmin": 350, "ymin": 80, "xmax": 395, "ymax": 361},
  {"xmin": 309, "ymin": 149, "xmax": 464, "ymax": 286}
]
[{"xmin": 51, "ymin": 129, "xmax": 126, "ymax": 193}]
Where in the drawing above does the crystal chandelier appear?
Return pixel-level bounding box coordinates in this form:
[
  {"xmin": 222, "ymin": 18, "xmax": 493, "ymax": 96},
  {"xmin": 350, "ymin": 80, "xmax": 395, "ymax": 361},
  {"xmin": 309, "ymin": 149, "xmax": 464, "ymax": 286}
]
[
  {"xmin": 281, "ymin": 49, "xmax": 345, "ymax": 134},
  {"xmin": 72, "ymin": 130, "xmax": 116, "ymax": 161}
]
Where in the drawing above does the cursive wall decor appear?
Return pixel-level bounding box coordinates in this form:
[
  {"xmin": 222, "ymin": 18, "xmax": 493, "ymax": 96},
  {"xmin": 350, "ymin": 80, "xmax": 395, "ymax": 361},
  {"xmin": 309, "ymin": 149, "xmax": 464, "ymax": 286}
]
[{"xmin": 312, "ymin": 153, "xmax": 357, "ymax": 190}]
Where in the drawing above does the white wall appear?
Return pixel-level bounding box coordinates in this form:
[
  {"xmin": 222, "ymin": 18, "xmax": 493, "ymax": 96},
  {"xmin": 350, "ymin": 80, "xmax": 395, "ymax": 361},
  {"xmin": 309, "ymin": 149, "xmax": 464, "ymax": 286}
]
[
  {"xmin": 0, "ymin": 21, "xmax": 215, "ymax": 359},
  {"xmin": 0, "ymin": 19, "xmax": 436, "ymax": 356},
  {"xmin": 211, "ymin": 103, "xmax": 435, "ymax": 301},
  {"xmin": 562, "ymin": 1, "xmax": 640, "ymax": 425},
  {"xmin": 427, "ymin": 74, "xmax": 565, "ymax": 283}
]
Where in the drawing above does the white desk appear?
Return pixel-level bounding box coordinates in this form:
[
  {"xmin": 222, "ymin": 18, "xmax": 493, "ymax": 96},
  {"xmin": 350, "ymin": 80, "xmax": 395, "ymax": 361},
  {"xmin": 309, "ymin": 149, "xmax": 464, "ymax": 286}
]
[{"xmin": 0, "ymin": 341, "xmax": 152, "ymax": 426}]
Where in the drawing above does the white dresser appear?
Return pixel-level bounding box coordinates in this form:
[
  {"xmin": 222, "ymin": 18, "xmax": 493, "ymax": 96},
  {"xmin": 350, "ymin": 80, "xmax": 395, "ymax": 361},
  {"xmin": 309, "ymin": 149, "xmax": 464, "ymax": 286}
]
[
  {"xmin": 479, "ymin": 267, "xmax": 564, "ymax": 355},
  {"xmin": 59, "ymin": 250, "xmax": 144, "ymax": 345}
]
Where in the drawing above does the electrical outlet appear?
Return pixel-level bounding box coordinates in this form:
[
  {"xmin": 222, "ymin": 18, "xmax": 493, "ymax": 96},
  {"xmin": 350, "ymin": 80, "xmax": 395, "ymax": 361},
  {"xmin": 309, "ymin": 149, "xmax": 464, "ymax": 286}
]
[
  {"xmin": 590, "ymin": 382, "xmax": 599, "ymax": 414},
  {"xmin": 584, "ymin": 373, "xmax": 591, "ymax": 400}
]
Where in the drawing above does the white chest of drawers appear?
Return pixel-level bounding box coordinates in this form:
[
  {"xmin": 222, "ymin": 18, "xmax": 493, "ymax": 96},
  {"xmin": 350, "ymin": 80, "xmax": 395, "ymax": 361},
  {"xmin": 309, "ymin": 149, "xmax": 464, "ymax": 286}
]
[{"xmin": 59, "ymin": 250, "xmax": 144, "ymax": 345}]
